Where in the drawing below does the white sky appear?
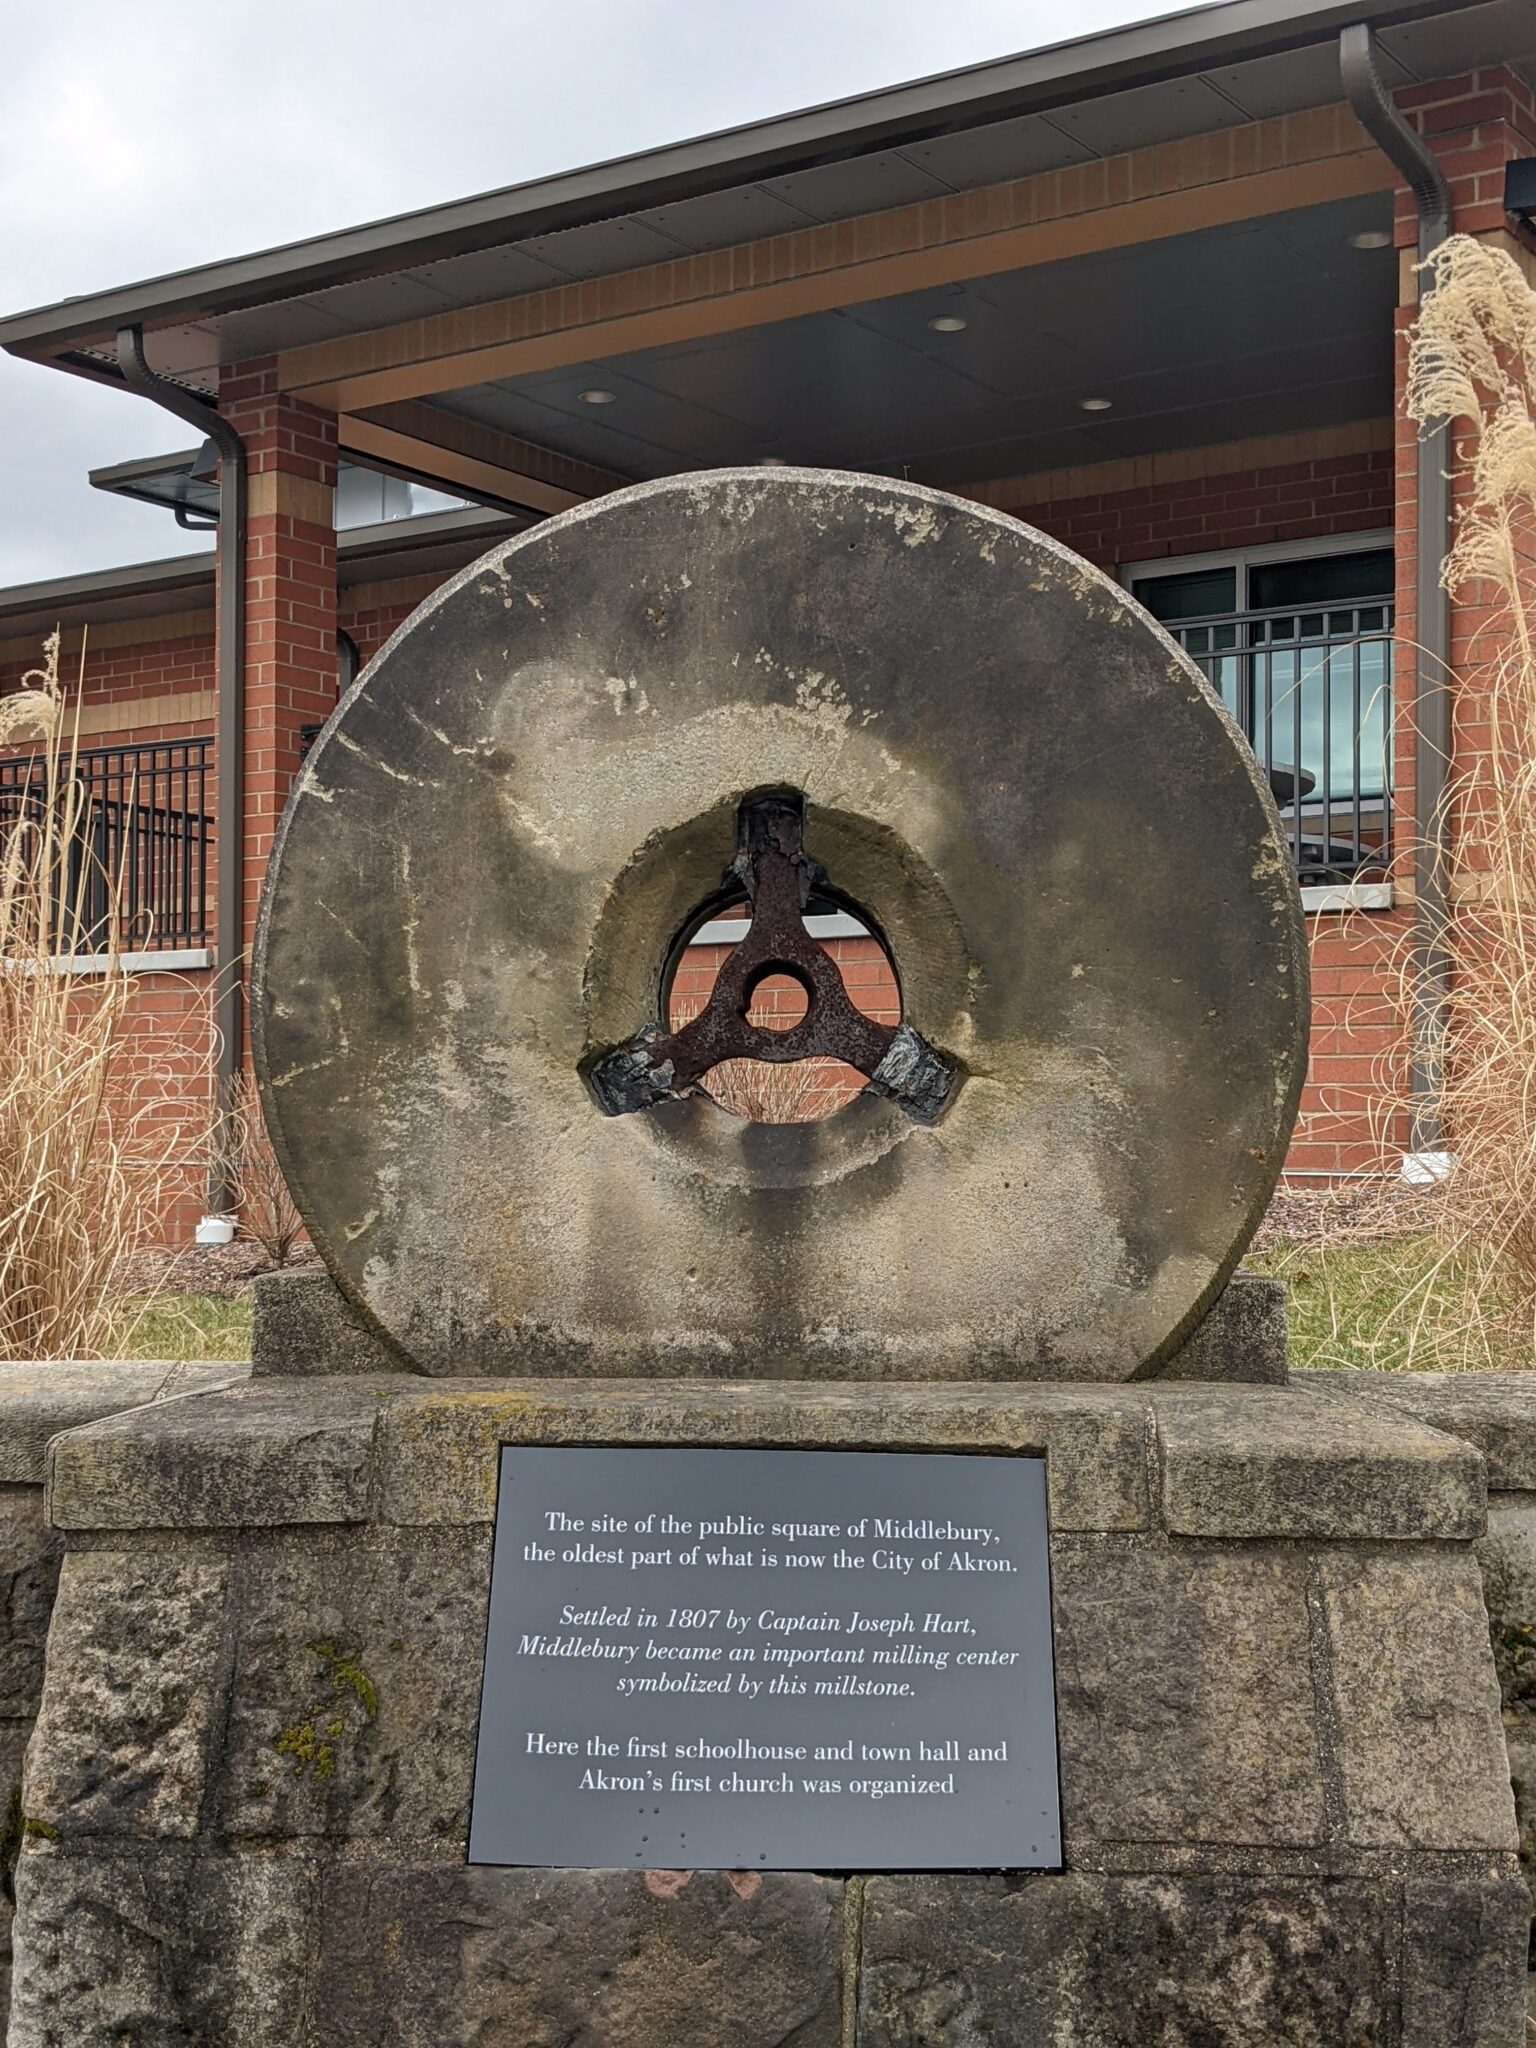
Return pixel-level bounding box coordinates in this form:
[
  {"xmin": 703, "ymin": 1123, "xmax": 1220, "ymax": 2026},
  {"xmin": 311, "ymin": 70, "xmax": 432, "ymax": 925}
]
[{"xmin": 0, "ymin": 0, "xmax": 1179, "ymax": 588}]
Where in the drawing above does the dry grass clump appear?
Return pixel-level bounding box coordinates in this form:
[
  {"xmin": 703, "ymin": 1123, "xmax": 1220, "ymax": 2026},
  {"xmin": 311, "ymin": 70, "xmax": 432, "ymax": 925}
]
[
  {"xmin": 0, "ymin": 634, "xmax": 198, "ymax": 1359},
  {"xmin": 220, "ymin": 1072, "xmax": 304, "ymax": 1266},
  {"xmin": 1373, "ymin": 236, "xmax": 1536, "ymax": 1367},
  {"xmin": 703, "ymin": 1055, "xmax": 853, "ymax": 1123},
  {"xmin": 666, "ymin": 985, "xmax": 862, "ymax": 1123}
]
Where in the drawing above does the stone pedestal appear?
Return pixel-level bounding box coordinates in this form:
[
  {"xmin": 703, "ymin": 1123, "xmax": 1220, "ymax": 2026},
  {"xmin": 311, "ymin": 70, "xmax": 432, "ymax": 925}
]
[{"xmin": 9, "ymin": 1373, "xmax": 1527, "ymax": 2047}]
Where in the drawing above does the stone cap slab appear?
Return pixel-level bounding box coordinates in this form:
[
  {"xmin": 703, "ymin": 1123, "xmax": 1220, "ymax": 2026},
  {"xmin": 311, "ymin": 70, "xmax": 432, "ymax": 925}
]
[
  {"xmin": 46, "ymin": 1376, "xmax": 379, "ymax": 1531},
  {"xmin": 0, "ymin": 1360, "xmax": 251, "ymax": 1485},
  {"xmin": 1152, "ymin": 1384, "xmax": 1486, "ymax": 1540},
  {"xmin": 1297, "ymin": 1370, "xmax": 1536, "ymax": 1494},
  {"xmin": 45, "ymin": 1376, "xmax": 1485, "ymax": 1542},
  {"xmin": 375, "ymin": 1380, "xmax": 1156, "ymax": 1533}
]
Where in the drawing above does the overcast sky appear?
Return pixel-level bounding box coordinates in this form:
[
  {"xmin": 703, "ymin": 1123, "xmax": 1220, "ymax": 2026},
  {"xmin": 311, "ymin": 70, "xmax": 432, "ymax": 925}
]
[{"xmin": 1, "ymin": 0, "xmax": 1177, "ymax": 588}]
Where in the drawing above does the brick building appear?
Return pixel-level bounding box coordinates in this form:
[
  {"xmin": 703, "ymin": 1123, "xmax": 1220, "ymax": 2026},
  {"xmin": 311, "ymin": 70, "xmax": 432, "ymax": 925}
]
[{"xmin": 2, "ymin": 0, "xmax": 1534, "ymax": 1237}]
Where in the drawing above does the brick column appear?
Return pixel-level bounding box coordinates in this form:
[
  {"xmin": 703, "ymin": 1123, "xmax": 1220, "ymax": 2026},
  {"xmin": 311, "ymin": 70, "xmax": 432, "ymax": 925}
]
[
  {"xmin": 1390, "ymin": 67, "xmax": 1536, "ymax": 752},
  {"xmin": 221, "ymin": 357, "xmax": 339, "ymax": 953},
  {"xmin": 1380, "ymin": 70, "xmax": 1536, "ymax": 1157}
]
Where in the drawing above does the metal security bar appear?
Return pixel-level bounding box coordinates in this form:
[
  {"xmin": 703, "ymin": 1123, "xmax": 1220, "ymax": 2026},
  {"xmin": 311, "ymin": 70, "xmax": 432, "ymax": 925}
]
[
  {"xmin": 0, "ymin": 736, "xmax": 212, "ymax": 952},
  {"xmin": 1168, "ymin": 602, "xmax": 1394, "ymax": 884}
]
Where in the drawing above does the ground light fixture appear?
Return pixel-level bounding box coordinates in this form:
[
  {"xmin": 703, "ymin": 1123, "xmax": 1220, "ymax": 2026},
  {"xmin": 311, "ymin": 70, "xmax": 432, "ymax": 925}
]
[
  {"xmin": 578, "ymin": 388, "xmax": 617, "ymax": 404},
  {"xmin": 927, "ymin": 314, "xmax": 968, "ymax": 332},
  {"xmin": 1079, "ymin": 396, "xmax": 1113, "ymax": 411}
]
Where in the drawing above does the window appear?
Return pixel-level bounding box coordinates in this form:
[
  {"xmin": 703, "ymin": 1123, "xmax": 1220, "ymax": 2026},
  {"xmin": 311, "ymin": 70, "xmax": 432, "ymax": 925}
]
[{"xmin": 1124, "ymin": 535, "xmax": 1394, "ymax": 885}]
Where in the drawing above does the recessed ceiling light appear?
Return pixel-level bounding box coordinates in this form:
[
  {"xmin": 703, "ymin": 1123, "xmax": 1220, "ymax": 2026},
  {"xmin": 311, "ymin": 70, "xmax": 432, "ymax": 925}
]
[
  {"xmin": 927, "ymin": 314, "xmax": 968, "ymax": 333},
  {"xmin": 1079, "ymin": 396, "xmax": 1113, "ymax": 412},
  {"xmin": 578, "ymin": 388, "xmax": 617, "ymax": 405},
  {"xmin": 755, "ymin": 455, "xmax": 789, "ymax": 467},
  {"xmin": 1349, "ymin": 228, "xmax": 1392, "ymax": 250}
]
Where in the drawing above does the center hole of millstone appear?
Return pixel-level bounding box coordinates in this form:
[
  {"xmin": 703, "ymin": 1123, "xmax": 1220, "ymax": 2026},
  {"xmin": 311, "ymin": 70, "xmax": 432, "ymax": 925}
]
[{"xmin": 664, "ymin": 895, "xmax": 901, "ymax": 1124}]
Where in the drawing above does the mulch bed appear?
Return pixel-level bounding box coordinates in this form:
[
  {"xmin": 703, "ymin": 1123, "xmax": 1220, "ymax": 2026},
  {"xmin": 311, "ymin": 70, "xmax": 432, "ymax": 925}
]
[
  {"xmin": 123, "ymin": 1238, "xmax": 318, "ymax": 1299},
  {"xmin": 1252, "ymin": 1176, "xmax": 1444, "ymax": 1253}
]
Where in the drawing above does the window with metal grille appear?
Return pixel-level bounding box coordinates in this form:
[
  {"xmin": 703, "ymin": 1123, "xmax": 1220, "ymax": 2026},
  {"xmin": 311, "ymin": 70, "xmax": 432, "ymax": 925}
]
[
  {"xmin": 1124, "ymin": 538, "xmax": 1393, "ymax": 886},
  {"xmin": 0, "ymin": 736, "xmax": 213, "ymax": 953}
]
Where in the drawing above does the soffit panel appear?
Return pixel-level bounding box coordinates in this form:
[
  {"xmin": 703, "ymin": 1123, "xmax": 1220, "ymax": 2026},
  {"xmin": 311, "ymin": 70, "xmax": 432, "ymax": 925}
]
[
  {"xmin": 287, "ymin": 271, "xmax": 462, "ymax": 329},
  {"xmin": 834, "ymin": 288, "xmax": 1111, "ymax": 397},
  {"xmin": 403, "ymin": 244, "xmax": 578, "ymax": 300},
  {"xmin": 756, "ymin": 151, "xmax": 961, "ymax": 220},
  {"xmin": 900, "ymin": 112, "xmax": 1101, "ymax": 186},
  {"xmin": 945, "ymin": 373, "xmax": 1388, "ymax": 486},
  {"xmin": 1042, "ymin": 75, "xmax": 1254, "ymax": 154},
  {"xmin": 1204, "ymin": 38, "xmax": 1413, "ymax": 117},
  {"xmin": 1377, "ymin": 0, "xmax": 1536, "ymax": 74},
  {"xmin": 424, "ymin": 195, "xmax": 1395, "ymax": 489},
  {"xmin": 630, "ymin": 186, "xmax": 822, "ymax": 251},
  {"xmin": 515, "ymin": 216, "xmax": 698, "ymax": 277}
]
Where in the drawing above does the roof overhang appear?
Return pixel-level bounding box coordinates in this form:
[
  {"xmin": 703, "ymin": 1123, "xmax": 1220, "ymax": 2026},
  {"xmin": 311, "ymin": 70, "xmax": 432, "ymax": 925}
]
[
  {"xmin": 0, "ymin": 502, "xmax": 525, "ymax": 640},
  {"xmin": 0, "ymin": 0, "xmax": 1501, "ymax": 377}
]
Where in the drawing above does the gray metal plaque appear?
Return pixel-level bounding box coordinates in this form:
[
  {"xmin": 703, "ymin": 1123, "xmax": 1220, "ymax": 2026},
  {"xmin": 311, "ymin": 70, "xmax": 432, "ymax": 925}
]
[{"xmin": 468, "ymin": 1446, "xmax": 1061, "ymax": 1871}]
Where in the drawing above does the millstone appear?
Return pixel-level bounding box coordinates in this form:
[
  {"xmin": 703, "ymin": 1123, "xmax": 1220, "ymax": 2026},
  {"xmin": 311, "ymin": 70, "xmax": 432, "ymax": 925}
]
[{"xmin": 252, "ymin": 470, "xmax": 1306, "ymax": 1379}]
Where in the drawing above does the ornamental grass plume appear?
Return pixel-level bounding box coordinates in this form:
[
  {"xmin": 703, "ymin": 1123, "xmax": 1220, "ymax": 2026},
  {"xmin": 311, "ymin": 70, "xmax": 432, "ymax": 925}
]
[
  {"xmin": 0, "ymin": 633, "xmax": 197, "ymax": 1358},
  {"xmin": 1386, "ymin": 235, "xmax": 1536, "ymax": 1365}
]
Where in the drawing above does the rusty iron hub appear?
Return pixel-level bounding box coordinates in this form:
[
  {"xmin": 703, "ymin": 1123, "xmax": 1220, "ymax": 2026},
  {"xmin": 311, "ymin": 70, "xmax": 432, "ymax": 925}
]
[{"xmin": 584, "ymin": 791, "xmax": 958, "ymax": 1123}]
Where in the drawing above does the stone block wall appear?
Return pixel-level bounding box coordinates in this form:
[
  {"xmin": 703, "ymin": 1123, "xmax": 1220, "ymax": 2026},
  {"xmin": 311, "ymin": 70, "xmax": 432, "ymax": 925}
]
[
  {"xmin": 1304, "ymin": 1367, "xmax": 1536, "ymax": 1994},
  {"xmin": 5, "ymin": 1370, "xmax": 1529, "ymax": 2045},
  {"xmin": 0, "ymin": 1362, "xmax": 249, "ymax": 2025}
]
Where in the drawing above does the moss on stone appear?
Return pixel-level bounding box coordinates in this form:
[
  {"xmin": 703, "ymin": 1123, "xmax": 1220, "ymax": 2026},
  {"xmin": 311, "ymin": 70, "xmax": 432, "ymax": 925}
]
[
  {"xmin": 274, "ymin": 1719, "xmax": 334, "ymax": 1781},
  {"xmin": 309, "ymin": 1640, "xmax": 378, "ymax": 1721},
  {"xmin": 271, "ymin": 1641, "xmax": 381, "ymax": 1782}
]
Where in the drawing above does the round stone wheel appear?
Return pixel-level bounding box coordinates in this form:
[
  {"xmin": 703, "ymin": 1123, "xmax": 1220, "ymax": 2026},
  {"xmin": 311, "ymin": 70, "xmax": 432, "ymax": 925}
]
[{"xmin": 253, "ymin": 470, "xmax": 1306, "ymax": 1380}]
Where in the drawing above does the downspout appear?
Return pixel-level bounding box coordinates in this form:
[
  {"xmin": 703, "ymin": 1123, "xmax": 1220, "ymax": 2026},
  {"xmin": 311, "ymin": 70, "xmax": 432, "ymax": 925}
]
[
  {"xmin": 116, "ymin": 325, "xmax": 247, "ymax": 1215},
  {"xmin": 1339, "ymin": 23, "xmax": 1453, "ymax": 1157}
]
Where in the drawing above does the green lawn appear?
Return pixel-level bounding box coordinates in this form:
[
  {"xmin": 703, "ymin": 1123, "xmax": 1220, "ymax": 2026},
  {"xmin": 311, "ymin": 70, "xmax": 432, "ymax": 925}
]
[
  {"xmin": 113, "ymin": 1291, "xmax": 253, "ymax": 1362},
  {"xmin": 1248, "ymin": 1232, "xmax": 1530, "ymax": 1374}
]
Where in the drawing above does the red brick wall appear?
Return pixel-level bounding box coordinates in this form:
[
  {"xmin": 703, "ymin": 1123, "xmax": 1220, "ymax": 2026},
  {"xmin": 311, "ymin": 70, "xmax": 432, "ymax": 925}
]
[
  {"xmin": 222, "ymin": 361, "xmax": 339, "ymax": 952},
  {"xmin": 0, "ymin": 622, "xmax": 212, "ymax": 732},
  {"xmin": 341, "ymin": 579, "xmax": 438, "ymax": 671},
  {"xmin": 1005, "ymin": 448, "xmax": 1394, "ymax": 572}
]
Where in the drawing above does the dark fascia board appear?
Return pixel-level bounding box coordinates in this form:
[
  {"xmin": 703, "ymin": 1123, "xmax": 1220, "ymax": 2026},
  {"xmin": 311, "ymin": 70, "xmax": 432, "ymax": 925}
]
[
  {"xmin": 0, "ymin": 504, "xmax": 524, "ymax": 626},
  {"xmin": 336, "ymin": 502, "xmax": 523, "ymax": 569},
  {"xmin": 0, "ymin": 552, "xmax": 214, "ymax": 624},
  {"xmin": 93, "ymin": 443, "xmax": 536, "ymax": 522},
  {"xmin": 0, "ymin": 0, "xmax": 1467, "ymax": 364},
  {"xmin": 88, "ymin": 447, "xmax": 203, "ymax": 492}
]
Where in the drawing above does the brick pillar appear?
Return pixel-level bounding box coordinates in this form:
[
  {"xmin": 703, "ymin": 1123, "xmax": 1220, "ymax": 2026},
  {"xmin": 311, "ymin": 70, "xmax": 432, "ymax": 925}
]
[
  {"xmin": 221, "ymin": 357, "xmax": 339, "ymax": 953},
  {"xmin": 1390, "ymin": 67, "xmax": 1536, "ymax": 752}
]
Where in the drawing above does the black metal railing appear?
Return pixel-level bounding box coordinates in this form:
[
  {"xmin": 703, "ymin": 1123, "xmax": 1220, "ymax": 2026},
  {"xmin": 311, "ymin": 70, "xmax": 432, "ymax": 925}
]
[
  {"xmin": 1168, "ymin": 601, "xmax": 1394, "ymax": 885},
  {"xmin": 0, "ymin": 737, "xmax": 212, "ymax": 952}
]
